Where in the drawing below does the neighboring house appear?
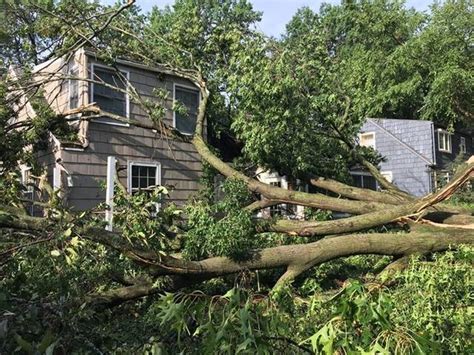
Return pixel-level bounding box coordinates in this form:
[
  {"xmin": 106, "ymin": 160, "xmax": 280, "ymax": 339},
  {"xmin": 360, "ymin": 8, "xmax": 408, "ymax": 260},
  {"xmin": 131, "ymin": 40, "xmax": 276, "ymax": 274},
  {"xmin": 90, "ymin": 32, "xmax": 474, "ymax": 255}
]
[
  {"xmin": 10, "ymin": 48, "xmax": 203, "ymax": 211},
  {"xmin": 256, "ymin": 169, "xmax": 305, "ymax": 219},
  {"xmin": 354, "ymin": 118, "xmax": 473, "ymax": 196}
]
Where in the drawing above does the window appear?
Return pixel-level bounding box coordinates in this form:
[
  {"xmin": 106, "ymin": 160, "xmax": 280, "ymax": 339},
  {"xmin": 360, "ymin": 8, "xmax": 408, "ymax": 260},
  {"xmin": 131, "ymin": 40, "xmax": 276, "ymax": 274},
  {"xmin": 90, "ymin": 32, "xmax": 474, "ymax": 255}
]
[
  {"xmin": 68, "ymin": 65, "xmax": 79, "ymax": 109},
  {"xmin": 128, "ymin": 162, "xmax": 161, "ymax": 194},
  {"xmin": 381, "ymin": 171, "xmax": 393, "ymax": 183},
  {"xmin": 437, "ymin": 130, "xmax": 452, "ymax": 152},
  {"xmin": 269, "ymin": 181, "xmax": 283, "ymax": 216},
  {"xmin": 91, "ymin": 65, "xmax": 128, "ymax": 119},
  {"xmin": 460, "ymin": 137, "xmax": 467, "ymax": 154},
  {"xmin": 174, "ymin": 85, "xmax": 199, "ymax": 135},
  {"xmin": 351, "ymin": 173, "xmax": 377, "ymax": 190},
  {"xmin": 21, "ymin": 166, "xmax": 34, "ymax": 215},
  {"xmin": 359, "ymin": 132, "xmax": 376, "ymax": 149}
]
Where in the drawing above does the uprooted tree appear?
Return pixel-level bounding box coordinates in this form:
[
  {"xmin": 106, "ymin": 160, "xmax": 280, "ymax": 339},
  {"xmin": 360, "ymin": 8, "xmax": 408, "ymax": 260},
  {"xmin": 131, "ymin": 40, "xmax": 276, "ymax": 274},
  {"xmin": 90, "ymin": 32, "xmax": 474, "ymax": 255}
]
[{"xmin": 0, "ymin": 0, "xmax": 473, "ymax": 352}]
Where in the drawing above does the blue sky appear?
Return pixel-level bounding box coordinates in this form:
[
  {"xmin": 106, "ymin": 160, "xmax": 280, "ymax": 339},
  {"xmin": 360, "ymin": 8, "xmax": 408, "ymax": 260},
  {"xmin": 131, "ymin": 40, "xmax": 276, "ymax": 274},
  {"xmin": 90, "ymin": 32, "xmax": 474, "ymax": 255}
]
[{"xmin": 104, "ymin": 0, "xmax": 433, "ymax": 37}]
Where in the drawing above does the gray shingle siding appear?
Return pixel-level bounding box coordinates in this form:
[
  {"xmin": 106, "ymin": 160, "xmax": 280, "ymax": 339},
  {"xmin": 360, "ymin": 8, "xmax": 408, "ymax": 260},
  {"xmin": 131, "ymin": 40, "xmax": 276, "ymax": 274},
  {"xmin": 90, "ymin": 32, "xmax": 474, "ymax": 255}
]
[
  {"xmin": 361, "ymin": 119, "xmax": 435, "ymax": 196},
  {"xmin": 54, "ymin": 56, "xmax": 203, "ymax": 211}
]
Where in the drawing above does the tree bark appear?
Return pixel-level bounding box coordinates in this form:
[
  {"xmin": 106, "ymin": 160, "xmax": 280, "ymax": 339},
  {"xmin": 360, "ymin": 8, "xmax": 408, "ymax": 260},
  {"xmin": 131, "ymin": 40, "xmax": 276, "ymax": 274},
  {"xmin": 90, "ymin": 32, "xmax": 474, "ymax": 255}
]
[{"xmin": 309, "ymin": 177, "xmax": 407, "ymax": 205}]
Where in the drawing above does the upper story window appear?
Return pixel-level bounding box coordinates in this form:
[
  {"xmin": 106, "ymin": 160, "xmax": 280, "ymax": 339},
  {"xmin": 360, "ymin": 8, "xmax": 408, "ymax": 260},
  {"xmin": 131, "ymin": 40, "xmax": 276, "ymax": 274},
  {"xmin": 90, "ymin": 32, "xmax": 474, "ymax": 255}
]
[
  {"xmin": 437, "ymin": 130, "xmax": 452, "ymax": 153},
  {"xmin": 68, "ymin": 65, "xmax": 79, "ymax": 109},
  {"xmin": 91, "ymin": 65, "xmax": 128, "ymax": 118},
  {"xmin": 359, "ymin": 132, "xmax": 376, "ymax": 149},
  {"xmin": 174, "ymin": 85, "xmax": 199, "ymax": 135},
  {"xmin": 460, "ymin": 137, "xmax": 467, "ymax": 154},
  {"xmin": 381, "ymin": 171, "xmax": 393, "ymax": 183}
]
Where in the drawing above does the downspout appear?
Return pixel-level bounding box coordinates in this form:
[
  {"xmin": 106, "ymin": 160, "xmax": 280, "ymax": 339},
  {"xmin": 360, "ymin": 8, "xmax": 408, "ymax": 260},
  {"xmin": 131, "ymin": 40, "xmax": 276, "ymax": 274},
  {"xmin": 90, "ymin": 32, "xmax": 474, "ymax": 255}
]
[
  {"xmin": 77, "ymin": 47, "xmax": 90, "ymax": 149},
  {"xmin": 429, "ymin": 121, "xmax": 437, "ymax": 192}
]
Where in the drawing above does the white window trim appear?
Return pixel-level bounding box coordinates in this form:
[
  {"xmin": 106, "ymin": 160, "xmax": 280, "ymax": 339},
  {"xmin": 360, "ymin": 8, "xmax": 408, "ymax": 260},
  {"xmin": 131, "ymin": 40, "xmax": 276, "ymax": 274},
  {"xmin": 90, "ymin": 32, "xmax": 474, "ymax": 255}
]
[
  {"xmin": 173, "ymin": 83, "xmax": 200, "ymax": 136},
  {"xmin": 358, "ymin": 132, "xmax": 376, "ymax": 149},
  {"xmin": 460, "ymin": 137, "xmax": 467, "ymax": 154},
  {"xmin": 20, "ymin": 165, "xmax": 34, "ymax": 215},
  {"xmin": 350, "ymin": 171, "xmax": 372, "ymax": 177},
  {"xmin": 90, "ymin": 63, "xmax": 130, "ymax": 126},
  {"xmin": 380, "ymin": 171, "xmax": 393, "ymax": 183},
  {"xmin": 21, "ymin": 166, "xmax": 33, "ymax": 192},
  {"xmin": 264, "ymin": 175, "xmax": 288, "ymax": 216},
  {"xmin": 127, "ymin": 160, "xmax": 162, "ymax": 194},
  {"xmin": 437, "ymin": 129, "xmax": 452, "ymax": 153},
  {"xmin": 68, "ymin": 64, "xmax": 80, "ymax": 110}
]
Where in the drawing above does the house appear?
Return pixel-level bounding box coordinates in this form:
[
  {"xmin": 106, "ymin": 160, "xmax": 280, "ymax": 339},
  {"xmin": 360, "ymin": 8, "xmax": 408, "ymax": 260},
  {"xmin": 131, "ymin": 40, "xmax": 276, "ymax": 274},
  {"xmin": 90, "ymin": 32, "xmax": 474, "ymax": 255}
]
[
  {"xmin": 10, "ymin": 48, "xmax": 203, "ymax": 211},
  {"xmin": 255, "ymin": 169, "xmax": 305, "ymax": 219},
  {"xmin": 256, "ymin": 118, "xmax": 472, "ymax": 216},
  {"xmin": 354, "ymin": 118, "xmax": 473, "ymax": 196}
]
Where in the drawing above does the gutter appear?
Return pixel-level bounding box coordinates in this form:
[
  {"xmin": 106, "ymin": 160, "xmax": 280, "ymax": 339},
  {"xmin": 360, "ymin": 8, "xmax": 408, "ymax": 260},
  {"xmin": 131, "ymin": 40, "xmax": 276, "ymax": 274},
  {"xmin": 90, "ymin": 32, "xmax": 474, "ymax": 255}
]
[{"xmin": 83, "ymin": 49, "xmax": 188, "ymax": 79}]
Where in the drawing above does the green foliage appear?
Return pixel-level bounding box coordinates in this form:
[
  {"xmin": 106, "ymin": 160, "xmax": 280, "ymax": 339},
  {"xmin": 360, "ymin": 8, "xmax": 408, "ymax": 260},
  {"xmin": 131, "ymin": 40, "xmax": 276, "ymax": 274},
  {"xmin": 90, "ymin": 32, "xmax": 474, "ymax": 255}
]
[
  {"xmin": 111, "ymin": 184, "xmax": 181, "ymax": 251},
  {"xmin": 302, "ymin": 280, "xmax": 429, "ymax": 354},
  {"xmin": 147, "ymin": 0, "xmax": 263, "ymax": 141},
  {"xmin": 390, "ymin": 247, "xmax": 473, "ymax": 353},
  {"xmin": 303, "ymin": 207, "xmax": 333, "ymax": 222},
  {"xmin": 143, "ymin": 289, "xmax": 281, "ymax": 353},
  {"xmin": 184, "ymin": 178, "xmax": 256, "ymax": 259},
  {"xmin": 1, "ymin": 164, "xmax": 472, "ymax": 353},
  {"xmin": 0, "ymin": 171, "xmax": 23, "ymax": 207},
  {"xmin": 139, "ymin": 247, "xmax": 473, "ymax": 354},
  {"xmin": 437, "ymin": 153, "xmax": 474, "ymax": 205}
]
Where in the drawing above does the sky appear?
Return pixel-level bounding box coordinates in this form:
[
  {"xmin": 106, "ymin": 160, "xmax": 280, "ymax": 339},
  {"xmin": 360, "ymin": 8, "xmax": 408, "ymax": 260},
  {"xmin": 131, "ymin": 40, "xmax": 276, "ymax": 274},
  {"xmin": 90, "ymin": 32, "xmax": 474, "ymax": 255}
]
[{"xmin": 103, "ymin": 0, "xmax": 433, "ymax": 38}]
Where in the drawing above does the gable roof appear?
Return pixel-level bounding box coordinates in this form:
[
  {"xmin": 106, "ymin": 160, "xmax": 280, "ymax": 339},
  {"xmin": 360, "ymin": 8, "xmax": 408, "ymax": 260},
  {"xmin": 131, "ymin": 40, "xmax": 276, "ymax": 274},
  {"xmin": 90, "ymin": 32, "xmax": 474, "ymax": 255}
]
[{"xmin": 363, "ymin": 118, "xmax": 435, "ymax": 165}]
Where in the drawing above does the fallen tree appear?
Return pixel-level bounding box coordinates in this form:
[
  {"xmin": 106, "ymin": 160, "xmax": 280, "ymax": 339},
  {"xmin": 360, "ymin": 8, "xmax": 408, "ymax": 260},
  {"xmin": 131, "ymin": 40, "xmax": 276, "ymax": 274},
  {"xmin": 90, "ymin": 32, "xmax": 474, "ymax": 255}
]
[
  {"xmin": 1, "ymin": 0, "xmax": 473, "ymax": 309},
  {"xmin": 1, "ymin": 76, "xmax": 473, "ymax": 303}
]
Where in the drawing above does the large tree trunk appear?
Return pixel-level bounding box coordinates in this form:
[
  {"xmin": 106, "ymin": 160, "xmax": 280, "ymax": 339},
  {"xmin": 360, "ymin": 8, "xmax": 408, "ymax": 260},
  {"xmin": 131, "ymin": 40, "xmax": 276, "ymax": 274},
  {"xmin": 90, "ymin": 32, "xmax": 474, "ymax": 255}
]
[{"xmin": 1, "ymin": 206, "xmax": 472, "ymax": 302}]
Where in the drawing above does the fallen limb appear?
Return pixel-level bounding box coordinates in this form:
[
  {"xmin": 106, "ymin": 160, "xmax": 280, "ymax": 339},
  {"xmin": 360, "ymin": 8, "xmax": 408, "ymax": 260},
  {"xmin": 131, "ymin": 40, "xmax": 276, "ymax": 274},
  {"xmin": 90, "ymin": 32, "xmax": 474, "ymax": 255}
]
[{"xmin": 309, "ymin": 177, "xmax": 407, "ymax": 205}]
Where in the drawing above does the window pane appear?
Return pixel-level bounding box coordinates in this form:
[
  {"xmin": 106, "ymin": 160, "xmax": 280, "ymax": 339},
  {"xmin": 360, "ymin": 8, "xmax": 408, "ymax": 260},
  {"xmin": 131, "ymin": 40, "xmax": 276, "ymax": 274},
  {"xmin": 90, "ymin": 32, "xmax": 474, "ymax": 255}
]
[
  {"xmin": 148, "ymin": 167, "xmax": 156, "ymax": 177},
  {"xmin": 175, "ymin": 86, "xmax": 199, "ymax": 135},
  {"xmin": 352, "ymin": 175, "xmax": 363, "ymax": 188},
  {"xmin": 139, "ymin": 177, "xmax": 148, "ymax": 188},
  {"xmin": 132, "ymin": 165, "xmax": 139, "ymax": 177},
  {"xmin": 132, "ymin": 177, "xmax": 138, "ymax": 188},
  {"xmin": 93, "ymin": 67, "xmax": 126, "ymax": 117},
  {"xmin": 69, "ymin": 68, "xmax": 79, "ymax": 109},
  {"xmin": 363, "ymin": 176, "xmax": 377, "ymax": 190},
  {"xmin": 360, "ymin": 133, "xmax": 375, "ymax": 148},
  {"xmin": 139, "ymin": 166, "xmax": 148, "ymax": 176}
]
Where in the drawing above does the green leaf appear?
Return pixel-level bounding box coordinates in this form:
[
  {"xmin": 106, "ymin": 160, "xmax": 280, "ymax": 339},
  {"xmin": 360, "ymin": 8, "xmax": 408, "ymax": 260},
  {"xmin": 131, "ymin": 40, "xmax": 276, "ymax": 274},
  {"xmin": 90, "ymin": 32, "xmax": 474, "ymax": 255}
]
[{"xmin": 50, "ymin": 250, "xmax": 61, "ymax": 257}]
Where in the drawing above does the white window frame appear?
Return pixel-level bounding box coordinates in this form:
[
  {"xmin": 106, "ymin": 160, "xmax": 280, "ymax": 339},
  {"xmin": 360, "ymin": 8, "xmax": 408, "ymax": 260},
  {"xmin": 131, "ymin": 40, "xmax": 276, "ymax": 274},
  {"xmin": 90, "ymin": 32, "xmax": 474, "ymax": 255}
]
[
  {"xmin": 268, "ymin": 180, "xmax": 285, "ymax": 217},
  {"xmin": 380, "ymin": 171, "xmax": 393, "ymax": 183},
  {"xmin": 460, "ymin": 137, "xmax": 467, "ymax": 154},
  {"xmin": 21, "ymin": 166, "xmax": 33, "ymax": 192},
  {"xmin": 173, "ymin": 83, "xmax": 200, "ymax": 135},
  {"xmin": 90, "ymin": 63, "xmax": 130, "ymax": 126},
  {"xmin": 263, "ymin": 174, "xmax": 288, "ymax": 217},
  {"xmin": 68, "ymin": 64, "xmax": 80, "ymax": 110},
  {"xmin": 127, "ymin": 160, "xmax": 162, "ymax": 194},
  {"xmin": 21, "ymin": 166, "xmax": 34, "ymax": 215},
  {"xmin": 358, "ymin": 132, "xmax": 376, "ymax": 149},
  {"xmin": 437, "ymin": 129, "xmax": 452, "ymax": 153}
]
